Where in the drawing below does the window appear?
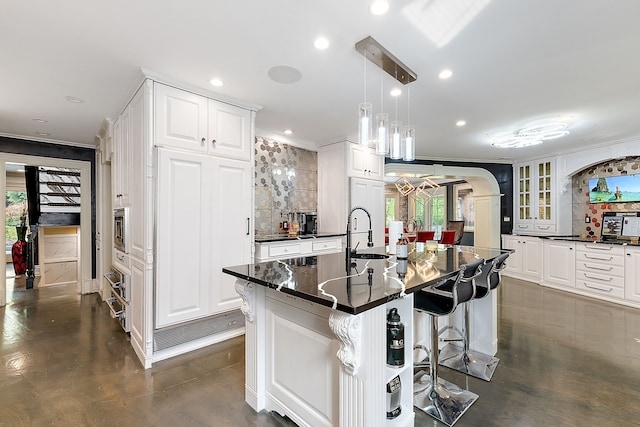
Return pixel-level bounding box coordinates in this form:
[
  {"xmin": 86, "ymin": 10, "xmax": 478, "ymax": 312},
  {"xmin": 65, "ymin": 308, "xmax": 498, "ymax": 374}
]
[
  {"xmin": 385, "ymin": 193, "xmax": 399, "ymax": 227},
  {"xmin": 6, "ymin": 191, "xmax": 28, "ymax": 255},
  {"xmin": 410, "ymin": 187, "xmax": 446, "ymax": 237}
]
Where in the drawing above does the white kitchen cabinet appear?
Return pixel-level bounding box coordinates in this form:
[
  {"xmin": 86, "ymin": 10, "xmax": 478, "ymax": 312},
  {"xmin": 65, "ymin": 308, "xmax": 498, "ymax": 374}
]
[
  {"xmin": 348, "ymin": 143, "xmax": 384, "ymax": 180},
  {"xmin": 542, "ymin": 239, "xmax": 576, "ymax": 289},
  {"xmin": 624, "ymin": 246, "xmax": 640, "ymax": 303},
  {"xmin": 209, "ymin": 157, "xmax": 252, "ymax": 314},
  {"xmin": 501, "ymin": 235, "xmax": 542, "ymax": 282},
  {"xmin": 575, "ymin": 242, "xmax": 625, "ymax": 300},
  {"xmin": 318, "ymin": 140, "xmax": 385, "ymax": 245},
  {"xmin": 254, "ymin": 236, "xmax": 343, "ymax": 261},
  {"xmin": 154, "ymin": 82, "xmax": 251, "ymax": 161},
  {"xmin": 111, "ymin": 111, "xmax": 130, "ymax": 208},
  {"xmin": 350, "ymin": 177, "xmax": 385, "ymax": 250},
  {"xmin": 156, "ymin": 149, "xmax": 251, "ymax": 326},
  {"xmin": 513, "ymin": 157, "xmax": 570, "ymax": 236},
  {"xmin": 129, "ymin": 257, "xmax": 145, "ymax": 359},
  {"xmin": 128, "ymin": 86, "xmax": 147, "ymax": 260}
]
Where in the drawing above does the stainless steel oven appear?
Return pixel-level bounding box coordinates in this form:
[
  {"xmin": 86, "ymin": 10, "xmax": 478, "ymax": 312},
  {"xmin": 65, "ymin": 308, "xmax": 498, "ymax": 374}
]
[
  {"xmin": 114, "ymin": 208, "xmax": 129, "ymax": 253},
  {"xmin": 104, "ymin": 266, "xmax": 130, "ymax": 332}
]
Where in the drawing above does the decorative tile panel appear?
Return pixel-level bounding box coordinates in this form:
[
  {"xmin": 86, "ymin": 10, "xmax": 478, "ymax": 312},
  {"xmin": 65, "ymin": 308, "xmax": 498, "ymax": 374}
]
[
  {"xmin": 572, "ymin": 156, "xmax": 640, "ymax": 238},
  {"xmin": 254, "ymin": 137, "xmax": 317, "ymax": 237}
]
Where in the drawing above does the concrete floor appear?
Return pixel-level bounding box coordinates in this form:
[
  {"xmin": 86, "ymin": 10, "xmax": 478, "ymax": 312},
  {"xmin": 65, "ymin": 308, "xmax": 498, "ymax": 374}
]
[{"xmin": 2, "ymin": 268, "xmax": 640, "ymax": 426}]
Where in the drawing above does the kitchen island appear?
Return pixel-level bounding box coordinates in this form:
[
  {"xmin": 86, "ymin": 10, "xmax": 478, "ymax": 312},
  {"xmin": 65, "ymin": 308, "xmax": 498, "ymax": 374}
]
[{"xmin": 223, "ymin": 244, "xmax": 506, "ymax": 427}]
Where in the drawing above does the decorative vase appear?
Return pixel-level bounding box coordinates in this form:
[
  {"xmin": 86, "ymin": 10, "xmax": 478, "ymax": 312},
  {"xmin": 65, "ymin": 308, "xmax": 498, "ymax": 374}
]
[{"xmin": 12, "ymin": 226, "xmax": 28, "ymax": 276}]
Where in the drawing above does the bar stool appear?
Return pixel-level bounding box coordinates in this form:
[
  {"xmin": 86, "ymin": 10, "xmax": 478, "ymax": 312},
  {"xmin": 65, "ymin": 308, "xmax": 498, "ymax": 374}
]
[
  {"xmin": 413, "ymin": 264, "xmax": 479, "ymax": 426},
  {"xmin": 439, "ymin": 252, "xmax": 510, "ymax": 381},
  {"xmin": 439, "ymin": 230, "xmax": 457, "ymax": 245},
  {"xmin": 416, "ymin": 230, "xmax": 435, "ymax": 243}
]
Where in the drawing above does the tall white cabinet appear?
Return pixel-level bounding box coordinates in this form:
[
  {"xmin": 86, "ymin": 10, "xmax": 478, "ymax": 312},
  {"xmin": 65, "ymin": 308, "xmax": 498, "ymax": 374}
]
[
  {"xmin": 318, "ymin": 140, "xmax": 385, "ymax": 249},
  {"xmin": 109, "ymin": 75, "xmax": 258, "ymax": 367},
  {"xmin": 513, "ymin": 157, "xmax": 571, "ymax": 236}
]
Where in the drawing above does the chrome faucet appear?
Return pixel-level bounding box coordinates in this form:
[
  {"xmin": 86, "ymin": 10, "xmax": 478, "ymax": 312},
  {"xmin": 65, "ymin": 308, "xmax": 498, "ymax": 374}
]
[{"xmin": 345, "ymin": 206, "xmax": 374, "ymax": 261}]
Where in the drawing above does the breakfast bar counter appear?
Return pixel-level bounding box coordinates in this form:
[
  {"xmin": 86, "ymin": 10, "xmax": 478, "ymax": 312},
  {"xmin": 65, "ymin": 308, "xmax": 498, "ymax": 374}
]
[{"xmin": 223, "ymin": 245, "xmax": 506, "ymax": 427}]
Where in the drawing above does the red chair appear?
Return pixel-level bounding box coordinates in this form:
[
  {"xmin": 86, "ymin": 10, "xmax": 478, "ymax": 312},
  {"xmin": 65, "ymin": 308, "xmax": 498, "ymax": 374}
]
[
  {"xmin": 416, "ymin": 230, "xmax": 435, "ymax": 243},
  {"xmin": 439, "ymin": 230, "xmax": 457, "ymax": 245},
  {"xmin": 385, "ymin": 227, "xmax": 389, "ymax": 244}
]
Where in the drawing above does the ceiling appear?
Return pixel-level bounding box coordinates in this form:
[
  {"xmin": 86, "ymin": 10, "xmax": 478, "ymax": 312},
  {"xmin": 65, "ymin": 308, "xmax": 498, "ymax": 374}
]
[{"xmin": 2, "ymin": 0, "xmax": 639, "ymax": 162}]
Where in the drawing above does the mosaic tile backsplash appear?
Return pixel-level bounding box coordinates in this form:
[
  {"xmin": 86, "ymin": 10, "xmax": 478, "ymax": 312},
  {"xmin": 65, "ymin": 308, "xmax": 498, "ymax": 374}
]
[
  {"xmin": 572, "ymin": 156, "xmax": 640, "ymax": 238},
  {"xmin": 254, "ymin": 137, "xmax": 318, "ymax": 236}
]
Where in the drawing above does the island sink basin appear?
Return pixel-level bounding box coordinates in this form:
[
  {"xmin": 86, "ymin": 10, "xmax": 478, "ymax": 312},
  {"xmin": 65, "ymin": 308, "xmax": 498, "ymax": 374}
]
[{"xmin": 350, "ymin": 253, "xmax": 389, "ymax": 259}]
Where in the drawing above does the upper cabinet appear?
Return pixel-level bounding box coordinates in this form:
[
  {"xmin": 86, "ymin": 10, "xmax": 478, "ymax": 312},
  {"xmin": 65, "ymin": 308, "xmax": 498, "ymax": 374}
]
[
  {"xmin": 154, "ymin": 82, "xmax": 251, "ymax": 161},
  {"xmin": 347, "ymin": 144, "xmax": 384, "ymax": 180},
  {"xmin": 513, "ymin": 157, "xmax": 570, "ymax": 236}
]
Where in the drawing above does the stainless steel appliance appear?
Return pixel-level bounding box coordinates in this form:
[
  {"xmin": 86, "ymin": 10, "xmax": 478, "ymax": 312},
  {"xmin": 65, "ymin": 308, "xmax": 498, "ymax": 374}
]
[
  {"xmin": 104, "ymin": 266, "xmax": 130, "ymax": 332},
  {"xmin": 113, "ymin": 208, "xmax": 129, "ymax": 253}
]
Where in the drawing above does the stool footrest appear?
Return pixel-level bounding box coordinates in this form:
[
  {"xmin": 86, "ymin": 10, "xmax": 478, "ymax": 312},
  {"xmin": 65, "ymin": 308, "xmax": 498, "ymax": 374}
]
[
  {"xmin": 413, "ymin": 370, "xmax": 479, "ymax": 426},
  {"xmin": 439, "ymin": 343, "xmax": 500, "ymax": 381}
]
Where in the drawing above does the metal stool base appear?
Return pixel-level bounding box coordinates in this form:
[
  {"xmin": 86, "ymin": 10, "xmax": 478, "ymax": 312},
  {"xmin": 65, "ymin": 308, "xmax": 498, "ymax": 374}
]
[
  {"xmin": 413, "ymin": 370, "xmax": 479, "ymax": 427},
  {"xmin": 439, "ymin": 343, "xmax": 500, "ymax": 382}
]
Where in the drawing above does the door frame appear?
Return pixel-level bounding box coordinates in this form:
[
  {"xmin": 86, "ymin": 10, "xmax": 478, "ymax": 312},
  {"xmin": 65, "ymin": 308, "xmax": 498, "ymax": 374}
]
[{"xmin": 1, "ymin": 153, "xmax": 92, "ymax": 307}]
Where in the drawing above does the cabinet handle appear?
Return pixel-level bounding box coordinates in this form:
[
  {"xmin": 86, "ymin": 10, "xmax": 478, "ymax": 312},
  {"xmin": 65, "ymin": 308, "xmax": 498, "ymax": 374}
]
[
  {"xmin": 569, "ymin": 247, "xmax": 573, "ymax": 250},
  {"xmin": 627, "ymin": 253, "xmax": 631, "ymax": 257},
  {"xmin": 201, "ymin": 137, "xmax": 205, "ymax": 146},
  {"xmin": 354, "ymin": 218, "xmax": 357, "ymax": 230},
  {"xmin": 583, "ymin": 263, "xmax": 612, "ymax": 271},
  {"xmin": 212, "ymin": 139, "xmax": 217, "ymax": 146},
  {"xmin": 585, "ymin": 244, "xmax": 613, "ymax": 251},
  {"xmin": 584, "ymin": 282, "xmax": 613, "ymax": 293},
  {"xmin": 246, "ymin": 218, "xmax": 250, "ymax": 235},
  {"xmin": 538, "ymin": 226, "xmax": 550, "ymax": 230},
  {"xmin": 116, "ymin": 253, "xmax": 125, "ymax": 261},
  {"xmin": 583, "ymin": 254, "xmax": 613, "ymax": 261},
  {"xmin": 583, "ymin": 273, "xmax": 612, "ymax": 282}
]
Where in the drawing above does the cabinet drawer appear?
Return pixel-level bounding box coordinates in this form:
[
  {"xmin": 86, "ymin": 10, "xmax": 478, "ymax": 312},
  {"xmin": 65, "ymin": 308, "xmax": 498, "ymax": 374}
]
[
  {"xmin": 576, "ymin": 242, "xmax": 624, "ymax": 255},
  {"xmin": 576, "ymin": 250, "xmax": 624, "ymax": 266},
  {"xmin": 533, "ymin": 223, "xmax": 556, "ymax": 233},
  {"xmin": 514, "ymin": 223, "xmax": 533, "ymax": 232},
  {"xmin": 269, "ymin": 243, "xmax": 302, "ymax": 258},
  {"xmin": 575, "ymin": 270, "xmax": 624, "ymax": 288},
  {"xmin": 113, "ymin": 248, "xmax": 130, "ymax": 273},
  {"xmin": 576, "ymin": 262, "xmax": 625, "ymax": 277},
  {"xmin": 312, "ymin": 239, "xmax": 338, "ymax": 252},
  {"xmin": 576, "ymin": 280, "xmax": 625, "ymax": 299}
]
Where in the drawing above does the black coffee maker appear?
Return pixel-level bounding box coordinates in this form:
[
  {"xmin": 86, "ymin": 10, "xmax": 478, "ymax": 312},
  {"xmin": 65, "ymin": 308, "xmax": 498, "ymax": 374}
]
[{"xmin": 303, "ymin": 213, "xmax": 317, "ymax": 235}]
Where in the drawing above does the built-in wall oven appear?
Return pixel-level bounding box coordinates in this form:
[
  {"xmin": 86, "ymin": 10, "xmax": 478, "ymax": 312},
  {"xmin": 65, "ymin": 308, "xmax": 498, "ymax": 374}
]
[
  {"xmin": 113, "ymin": 208, "xmax": 129, "ymax": 253},
  {"xmin": 104, "ymin": 266, "xmax": 130, "ymax": 332}
]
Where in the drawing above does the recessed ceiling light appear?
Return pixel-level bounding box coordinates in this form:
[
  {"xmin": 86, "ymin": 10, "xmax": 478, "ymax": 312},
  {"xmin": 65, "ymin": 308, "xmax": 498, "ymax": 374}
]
[
  {"xmin": 65, "ymin": 96, "xmax": 84, "ymax": 103},
  {"xmin": 439, "ymin": 69, "xmax": 453, "ymax": 79},
  {"xmin": 284, "ymin": 129, "xmax": 293, "ymax": 135},
  {"xmin": 390, "ymin": 88, "xmax": 402, "ymax": 97},
  {"xmin": 32, "ymin": 118, "xmax": 48, "ymax": 123},
  {"xmin": 35, "ymin": 131, "xmax": 50, "ymax": 136},
  {"xmin": 369, "ymin": 1, "xmax": 390, "ymax": 15},
  {"xmin": 314, "ymin": 37, "xmax": 330, "ymax": 50},
  {"xmin": 210, "ymin": 78, "xmax": 223, "ymax": 87},
  {"xmin": 456, "ymin": 120, "xmax": 466, "ymax": 127}
]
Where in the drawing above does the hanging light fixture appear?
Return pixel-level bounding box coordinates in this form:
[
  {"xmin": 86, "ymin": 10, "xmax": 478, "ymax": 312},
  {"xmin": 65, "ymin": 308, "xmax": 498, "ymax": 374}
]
[
  {"xmin": 389, "ymin": 87, "xmax": 403, "ymax": 159},
  {"xmin": 359, "ymin": 50, "xmax": 372, "ymax": 147},
  {"xmin": 375, "ymin": 72, "xmax": 389, "ymax": 155},
  {"xmin": 403, "ymin": 87, "xmax": 415, "ymax": 161}
]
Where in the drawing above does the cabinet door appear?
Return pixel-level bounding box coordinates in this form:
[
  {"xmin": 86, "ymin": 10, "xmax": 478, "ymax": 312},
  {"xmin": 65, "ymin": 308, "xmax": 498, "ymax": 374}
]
[
  {"xmin": 348, "ymin": 144, "xmax": 368, "ymax": 178},
  {"xmin": 156, "ymin": 149, "xmax": 211, "ymax": 327},
  {"xmin": 130, "ymin": 257, "xmax": 145, "ymax": 353},
  {"xmin": 154, "ymin": 83, "xmax": 208, "ymax": 153},
  {"xmin": 522, "ymin": 237, "xmax": 542, "ymax": 278},
  {"xmin": 515, "ymin": 163, "xmax": 532, "ymax": 223},
  {"xmin": 535, "ymin": 159, "xmax": 554, "ymax": 224},
  {"xmin": 208, "ymin": 99, "xmax": 251, "ymax": 161},
  {"xmin": 128, "ymin": 87, "xmax": 146, "ymax": 259},
  {"xmin": 501, "ymin": 235, "xmax": 521, "ymax": 277},
  {"xmin": 209, "ymin": 157, "xmax": 251, "ymax": 314},
  {"xmin": 625, "ymin": 247, "xmax": 640, "ymax": 302},
  {"xmin": 543, "ymin": 240, "xmax": 575, "ymax": 288},
  {"xmin": 111, "ymin": 117, "xmax": 122, "ymax": 207},
  {"xmin": 350, "ymin": 178, "xmax": 385, "ymax": 250}
]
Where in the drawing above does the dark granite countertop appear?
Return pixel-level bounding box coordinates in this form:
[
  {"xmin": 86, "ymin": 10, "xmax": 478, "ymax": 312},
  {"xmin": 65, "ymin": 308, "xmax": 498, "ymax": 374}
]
[
  {"xmin": 254, "ymin": 232, "xmax": 346, "ymax": 243},
  {"xmin": 223, "ymin": 244, "xmax": 508, "ymax": 315}
]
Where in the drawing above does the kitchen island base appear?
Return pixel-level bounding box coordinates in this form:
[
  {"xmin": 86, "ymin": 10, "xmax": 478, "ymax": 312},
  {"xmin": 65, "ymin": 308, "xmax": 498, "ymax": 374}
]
[{"xmin": 236, "ymin": 280, "xmax": 415, "ymax": 427}]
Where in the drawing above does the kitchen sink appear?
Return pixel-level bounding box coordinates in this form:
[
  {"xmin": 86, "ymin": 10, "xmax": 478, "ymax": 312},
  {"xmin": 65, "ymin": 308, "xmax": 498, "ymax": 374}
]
[{"xmin": 350, "ymin": 253, "xmax": 389, "ymax": 259}]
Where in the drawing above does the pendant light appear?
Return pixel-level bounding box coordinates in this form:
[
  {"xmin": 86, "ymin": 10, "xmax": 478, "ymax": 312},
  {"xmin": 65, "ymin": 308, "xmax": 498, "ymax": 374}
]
[
  {"xmin": 375, "ymin": 73, "xmax": 389, "ymax": 155},
  {"xmin": 389, "ymin": 87, "xmax": 403, "ymax": 159},
  {"xmin": 403, "ymin": 87, "xmax": 415, "ymax": 161},
  {"xmin": 359, "ymin": 51, "xmax": 372, "ymax": 147}
]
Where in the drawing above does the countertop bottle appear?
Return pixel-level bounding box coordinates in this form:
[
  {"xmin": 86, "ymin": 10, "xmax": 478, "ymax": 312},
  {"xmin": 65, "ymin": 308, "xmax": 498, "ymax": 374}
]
[
  {"xmin": 289, "ymin": 210, "xmax": 300, "ymax": 237},
  {"xmin": 396, "ymin": 234, "xmax": 408, "ymax": 259}
]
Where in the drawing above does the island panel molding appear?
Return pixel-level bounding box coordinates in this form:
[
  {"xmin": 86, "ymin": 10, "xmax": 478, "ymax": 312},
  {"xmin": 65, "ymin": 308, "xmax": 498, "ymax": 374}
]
[{"xmin": 328, "ymin": 311, "xmax": 362, "ymax": 376}]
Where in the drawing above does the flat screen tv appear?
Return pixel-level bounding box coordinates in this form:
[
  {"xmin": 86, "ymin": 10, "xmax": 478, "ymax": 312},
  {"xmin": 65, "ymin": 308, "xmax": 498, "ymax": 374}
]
[{"xmin": 588, "ymin": 174, "xmax": 640, "ymax": 203}]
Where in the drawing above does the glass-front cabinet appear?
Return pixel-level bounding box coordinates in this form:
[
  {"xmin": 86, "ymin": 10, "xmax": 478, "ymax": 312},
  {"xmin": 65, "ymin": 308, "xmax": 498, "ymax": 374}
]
[{"xmin": 514, "ymin": 157, "xmax": 560, "ymax": 235}]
